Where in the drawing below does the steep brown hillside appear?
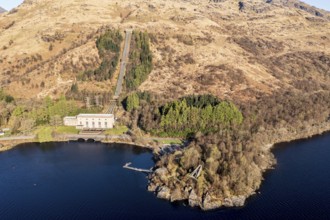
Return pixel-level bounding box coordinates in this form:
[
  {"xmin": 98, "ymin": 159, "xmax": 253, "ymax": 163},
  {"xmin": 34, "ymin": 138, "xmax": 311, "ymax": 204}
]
[{"xmin": 0, "ymin": 0, "xmax": 329, "ymax": 101}]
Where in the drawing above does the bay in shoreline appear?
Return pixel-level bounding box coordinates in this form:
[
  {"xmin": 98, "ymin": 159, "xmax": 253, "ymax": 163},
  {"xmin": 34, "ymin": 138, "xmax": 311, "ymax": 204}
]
[{"xmin": 0, "ymin": 132, "xmax": 330, "ymax": 219}]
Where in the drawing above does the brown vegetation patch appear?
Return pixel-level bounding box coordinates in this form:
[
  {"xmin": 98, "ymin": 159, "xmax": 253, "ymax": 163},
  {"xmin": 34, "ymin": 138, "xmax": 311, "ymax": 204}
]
[
  {"xmin": 175, "ymin": 34, "xmax": 194, "ymax": 46},
  {"xmin": 265, "ymin": 51, "xmax": 330, "ymax": 79},
  {"xmin": 175, "ymin": 53, "xmax": 195, "ymax": 65},
  {"xmin": 41, "ymin": 31, "xmax": 65, "ymax": 43},
  {"xmin": 233, "ymin": 37, "xmax": 284, "ymax": 56},
  {"xmin": 3, "ymin": 21, "xmax": 15, "ymax": 30},
  {"xmin": 205, "ymin": 64, "xmax": 248, "ymax": 88}
]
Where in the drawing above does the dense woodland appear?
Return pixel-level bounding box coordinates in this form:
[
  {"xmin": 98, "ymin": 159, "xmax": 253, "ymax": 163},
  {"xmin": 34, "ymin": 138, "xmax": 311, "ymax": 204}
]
[
  {"xmin": 124, "ymin": 89, "xmax": 330, "ymax": 139},
  {"xmin": 240, "ymin": 90, "xmax": 330, "ymax": 145},
  {"xmin": 81, "ymin": 29, "xmax": 123, "ymax": 81},
  {"xmin": 128, "ymin": 94, "xmax": 243, "ymax": 137},
  {"xmin": 125, "ymin": 31, "xmax": 153, "ymax": 91},
  {"xmin": 131, "ymin": 89, "xmax": 330, "ymax": 208}
]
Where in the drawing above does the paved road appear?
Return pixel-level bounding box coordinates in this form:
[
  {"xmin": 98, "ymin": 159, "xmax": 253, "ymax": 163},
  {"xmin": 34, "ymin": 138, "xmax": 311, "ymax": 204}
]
[
  {"xmin": 62, "ymin": 134, "xmax": 107, "ymax": 140},
  {"xmin": 0, "ymin": 135, "xmax": 35, "ymax": 141},
  {"xmin": 114, "ymin": 29, "xmax": 132, "ymax": 98}
]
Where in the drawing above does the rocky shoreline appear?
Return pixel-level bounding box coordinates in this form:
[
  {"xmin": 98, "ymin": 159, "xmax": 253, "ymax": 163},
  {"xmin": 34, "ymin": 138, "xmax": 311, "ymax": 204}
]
[
  {"xmin": 147, "ymin": 122, "xmax": 330, "ymax": 211},
  {"xmin": 0, "ymin": 139, "xmax": 34, "ymax": 153},
  {"xmin": 147, "ymin": 147, "xmax": 274, "ymax": 210}
]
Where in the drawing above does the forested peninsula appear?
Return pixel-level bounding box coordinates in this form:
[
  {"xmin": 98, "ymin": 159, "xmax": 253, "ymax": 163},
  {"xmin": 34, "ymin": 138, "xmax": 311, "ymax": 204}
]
[{"xmin": 122, "ymin": 91, "xmax": 330, "ymax": 210}]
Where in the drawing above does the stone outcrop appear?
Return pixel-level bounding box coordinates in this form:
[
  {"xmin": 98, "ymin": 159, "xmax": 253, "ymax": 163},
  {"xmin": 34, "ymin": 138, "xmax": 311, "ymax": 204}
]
[
  {"xmin": 188, "ymin": 190, "xmax": 200, "ymax": 207},
  {"xmin": 156, "ymin": 186, "xmax": 171, "ymax": 200},
  {"xmin": 223, "ymin": 196, "xmax": 246, "ymax": 207},
  {"xmin": 202, "ymin": 193, "xmax": 222, "ymax": 210}
]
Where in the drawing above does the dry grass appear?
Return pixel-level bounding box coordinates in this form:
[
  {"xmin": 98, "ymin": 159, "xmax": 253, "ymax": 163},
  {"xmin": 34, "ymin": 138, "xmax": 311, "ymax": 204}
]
[{"xmin": 0, "ymin": 0, "xmax": 329, "ymax": 102}]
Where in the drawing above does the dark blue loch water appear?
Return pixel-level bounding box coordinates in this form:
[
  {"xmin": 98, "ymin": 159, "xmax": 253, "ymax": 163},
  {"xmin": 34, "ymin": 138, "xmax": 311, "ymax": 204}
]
[{"xmin": 0, "ymin": 132, "xmax": 330, "ymax": 220}]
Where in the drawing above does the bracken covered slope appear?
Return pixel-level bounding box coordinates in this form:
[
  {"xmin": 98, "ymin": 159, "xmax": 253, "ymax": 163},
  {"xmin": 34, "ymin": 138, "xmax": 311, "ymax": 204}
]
[{"xmin": 0, "ymin": 0, "xmax": 329, "ymax": 101}]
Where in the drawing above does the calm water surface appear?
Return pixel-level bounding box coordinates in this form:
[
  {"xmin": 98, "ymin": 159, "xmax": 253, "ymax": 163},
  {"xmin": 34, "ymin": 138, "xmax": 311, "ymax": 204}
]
[{"xmin": 0, "ymin": 133, "xmax": 330, "ymax": 220}]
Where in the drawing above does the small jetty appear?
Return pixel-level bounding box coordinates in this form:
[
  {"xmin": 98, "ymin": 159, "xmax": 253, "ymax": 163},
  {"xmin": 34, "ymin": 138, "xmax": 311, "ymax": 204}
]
[{"xmin": 123, "ymin": 162, "xmax": 153, "ymax": 173}]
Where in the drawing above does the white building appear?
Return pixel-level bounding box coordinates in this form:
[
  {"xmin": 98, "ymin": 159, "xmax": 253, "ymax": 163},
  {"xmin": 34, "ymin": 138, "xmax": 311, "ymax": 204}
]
[{"xmin": 64, "ymin": 114, "xmax": 115, "ymax": 130}]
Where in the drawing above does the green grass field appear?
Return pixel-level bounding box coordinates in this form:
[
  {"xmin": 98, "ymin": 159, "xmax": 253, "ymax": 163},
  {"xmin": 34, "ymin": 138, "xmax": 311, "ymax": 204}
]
[
  {"xmin": 35, "ymin": 126, "xmax": 53, "ymax": 142},
  {"xmin": 104, "ymin": 125, "xmax": 129, "ymax": 135},
  {"xmin": 54, "ymin": 126, "xmax": 79, "ymax": 134},
  {"xmin": 35, "ymin": 126, "xmax": 79, "ymax": 142}
]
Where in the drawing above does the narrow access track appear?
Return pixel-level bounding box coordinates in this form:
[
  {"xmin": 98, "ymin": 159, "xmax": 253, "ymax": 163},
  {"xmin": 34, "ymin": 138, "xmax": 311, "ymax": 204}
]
[
  {"xmin": 0, "ymin": 135, "xmax": 35, "ymax": 141},
  {"xmin": 107, "ymin": 29, "xmax": 133, "ymax": 114}
]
